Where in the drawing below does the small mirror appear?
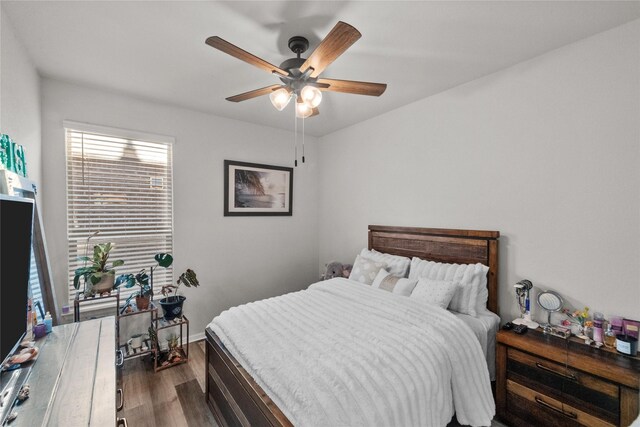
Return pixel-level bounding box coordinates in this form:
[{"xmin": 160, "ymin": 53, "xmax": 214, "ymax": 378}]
[{"xmin": 537, "ymin": 290, "xmax": 563, "ymax": 326}]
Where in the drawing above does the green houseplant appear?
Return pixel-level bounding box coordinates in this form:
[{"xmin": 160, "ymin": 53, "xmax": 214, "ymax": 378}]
[
  {"xmin": 115, "ymin": 253, "xmax": 173, "ymax": 311},
  {"xmin": 74, "ymin": 243, "xmax": 124, "ymax": 295},
  {"xmin": 159, "ymin": 269, "xmax": 200, "ymax": 320}
]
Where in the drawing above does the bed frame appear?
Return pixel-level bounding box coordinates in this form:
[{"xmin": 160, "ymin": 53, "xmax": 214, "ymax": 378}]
[{"xmin": 205, "ymin": 225, "xmax": 500, "ymax": 426}]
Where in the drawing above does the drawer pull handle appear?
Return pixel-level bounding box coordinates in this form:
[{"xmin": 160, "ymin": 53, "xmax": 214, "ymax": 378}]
[
  {"xmin": 117, "ymin": 417, "xmax": 129, "ymax": 427},
  {"xmin": 535, "ymin": 396, "xmax": 578, "ymax": 419},
  {"xmin": 116, "ymin": 388, "xmax": 124, "ymax": 411},
  {"xmin": 535, "ymin": 362, "xmax": 577, "ymax": 381},
  {"xmin": 116, "ymin": 349, "xmax": 124, "ymax": 367}
]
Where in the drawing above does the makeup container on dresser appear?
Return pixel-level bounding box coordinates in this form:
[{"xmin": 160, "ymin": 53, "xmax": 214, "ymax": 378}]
[
  {"xmin": 593, "ymin": 312, "xmax": 604, "ymax": 343},
  {"xmin": 604, "ymin": 324, "xmax": 617, "ymax": 348},
  {"xmin": 616, "ymin": 320, "xmax": 640, "ymax": 356},
  {"xmin": 616, "ymin": 333, "xmax": 638, "ymax": 356},
  {"xmin": 610, "ymin": 316, "xmax": 624, "ymax": 335}
]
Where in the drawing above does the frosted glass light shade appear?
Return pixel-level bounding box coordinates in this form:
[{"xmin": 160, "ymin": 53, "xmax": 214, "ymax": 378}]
[
  {"xmin": 295, "ymin": 100, "xmax": 312, "ymax": 118},
  {"xmin": 300, "ymin": 85, "xmax": 322, "ymax": 108},
  {"xmin": 270, "ymin": 88, "xmax": 292, "ymax": 111}
]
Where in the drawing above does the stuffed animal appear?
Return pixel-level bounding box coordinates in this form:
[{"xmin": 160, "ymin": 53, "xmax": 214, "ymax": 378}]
[{"xmin": 322, "ymin": 261, "xmax": 353, "ymax": 280}]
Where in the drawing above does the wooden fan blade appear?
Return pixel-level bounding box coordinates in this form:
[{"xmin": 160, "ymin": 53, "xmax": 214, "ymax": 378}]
[
  {"xmin": 310, "ymin": 107, "xmax": 320, "ymax": 117},
  {"xmin": 299, "ymin": 22, "xmax": 361, "ymax": 78},
  {"xmin": 316, "ymin": 78, "xmax": 387, "ymax": 96},
  {"xmin": 206, "ymin": 36, "xmax": 289, "ymax": 77},
  {"xmin": 226, "ymin": 84, "xmax": 284, "ymax": 102}
]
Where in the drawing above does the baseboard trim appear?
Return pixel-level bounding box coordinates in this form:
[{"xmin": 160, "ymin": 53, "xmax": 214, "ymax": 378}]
[{"xmin": 190, "ymin": 331, "xmax": 206, "ymax": 343}]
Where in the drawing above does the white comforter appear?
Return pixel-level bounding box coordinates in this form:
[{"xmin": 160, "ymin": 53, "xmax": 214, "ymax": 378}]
[{"xmin": 208, "ymin": 278, "xmax": 495, "ymax": 427}]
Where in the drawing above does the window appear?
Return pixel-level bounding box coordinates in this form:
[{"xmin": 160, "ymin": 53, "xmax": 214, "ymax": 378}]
[{"xmin": 65, "ymin": 122, "xmax": 173, "ymax": 306}]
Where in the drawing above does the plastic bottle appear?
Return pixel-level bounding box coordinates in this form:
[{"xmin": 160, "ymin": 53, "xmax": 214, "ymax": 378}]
[
  {"xmin": 604, "ymin": 324, "xmax": 616, "ymax": 349},
  {"xmin": 44, "ymin": 312, "xmax": 53, "ymax": 333},
  {"xmin": 593, "ymin": 312, "xmax": 604, "ymax": 343},
  {"xmin": 32, "ymin": 311, "xmax": 37, "ymax": 339}
]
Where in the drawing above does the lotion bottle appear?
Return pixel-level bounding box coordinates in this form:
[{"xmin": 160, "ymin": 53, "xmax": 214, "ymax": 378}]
[{"xmin": 44, "ymin": 312, "xmax": 53, "ymax": 333}]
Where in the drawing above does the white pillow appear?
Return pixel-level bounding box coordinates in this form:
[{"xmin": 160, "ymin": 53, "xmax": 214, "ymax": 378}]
[
  {"xmin": 371, "ymin": 269, "xmax": 418, "ymax": 297},
  {"xmin": 475, "ymin": 273, "xmax": 490, "ymax": 315},
  {"xmin": 359, "ymin": 248, "xmax": 411, "ymax": 277},
  {"xmin": 411, "ymin": 278, "xmax": 459, "ymax": 310},
  {"xmin": 408, "ymin": 257, "xmax": 488, "ymax": 317},
  {"xmin": 349, "ymin": 255, "xmax": 386, "ymax": 285}
]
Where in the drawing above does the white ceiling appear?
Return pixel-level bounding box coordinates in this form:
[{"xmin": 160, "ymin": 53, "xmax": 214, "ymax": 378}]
[{"xmin": 3, "ymin": 1, "xmax": 640, "ymax": 137}]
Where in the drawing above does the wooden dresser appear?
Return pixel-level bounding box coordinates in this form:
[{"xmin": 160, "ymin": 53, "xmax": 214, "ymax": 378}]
[
  {"xmin": 497, "ymin": 328, "xmax": 640, "ymax": 427},
  {"xmin": 2, "ymin": 317, "xmax": 119, "ymax": 426}
]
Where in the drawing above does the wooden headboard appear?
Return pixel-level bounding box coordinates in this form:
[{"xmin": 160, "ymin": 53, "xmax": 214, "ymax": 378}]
[{"xmin": 368, "ymin": 225, "xmax": 500, "ymax": 315}]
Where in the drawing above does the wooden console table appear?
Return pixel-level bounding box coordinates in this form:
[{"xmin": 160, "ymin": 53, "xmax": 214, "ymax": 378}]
[{"xmin": 2, "ymin": 317, "xmax": 117, "ymax": 426}]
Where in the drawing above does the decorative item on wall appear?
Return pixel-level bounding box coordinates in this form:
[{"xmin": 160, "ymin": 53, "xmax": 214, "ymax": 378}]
[
  {"xmin": 206, "ymin": 22, "xmax": 387, "ymax": 167},
  {"xmin": 224, "ymin": 160, "xmax": 293, "ymax": 216},
  {"xmin": 0, "ymin": 134, "xmax": 28, "ymax": 177}
]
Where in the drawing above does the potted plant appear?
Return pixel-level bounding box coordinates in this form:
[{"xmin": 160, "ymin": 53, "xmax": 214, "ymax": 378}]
[
  {"xmin": 165, "ymin": 334, "xmax": 184, "ymax": 364},
  {"xmin": 115, "ymin": 269, "xmax": 152, "ymax": 310},
  {"xmin": 74, "ymin": 242, "xmax": 124, "ymax": 295},
  {"xmin": 159, "ymin": 269, "xmax": 200, "ymax": 320},
  {"xmin": 115, "ymin": 253, "xmax": 173, "ymax": 311}
]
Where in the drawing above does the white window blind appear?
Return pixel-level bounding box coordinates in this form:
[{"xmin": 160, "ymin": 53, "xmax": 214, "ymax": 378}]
[{"xmin": 65, "ymin": 125, "xmax": 173, "ymax": 306}]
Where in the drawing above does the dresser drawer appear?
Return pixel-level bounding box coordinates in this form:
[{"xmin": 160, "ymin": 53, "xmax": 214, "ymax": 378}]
[
  {"xmin": 507, "ymin": 348, "xmax": 619, "ymax": 424},
  {"xmin": 507, "ymin": 380, "xmax": 616, "ymax": 427}
]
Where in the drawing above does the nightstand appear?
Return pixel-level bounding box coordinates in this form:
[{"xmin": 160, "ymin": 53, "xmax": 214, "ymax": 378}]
[{"xmin": 496, "ymin": 328, "xmax": 640, "ymax": 427}]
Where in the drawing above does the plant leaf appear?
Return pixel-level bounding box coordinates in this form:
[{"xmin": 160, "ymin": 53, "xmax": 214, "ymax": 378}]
[
  {"xmin": 112, "ymin": 259, "xmax": 125, "ymax": 267},
  {"xmin": 136, "ymin": 270, "xmax": 149, "ymax": 287},
  {"xmin": 115, "ymin": 274, "xmax": 134, "ymax": 288},
  {"xmin": 74, "ymin": 266, "xmax": 95, "ymax": 276},
  {"xmin": 77, "ymin": 256, "xmax": 92, "ymax": 262},
  {"xmin": 154, "ymin": 253, "xmax": 173, "ymax": 268},
  {"xmin": 89, "ymin": 273, "xmax": 102, "ymax": 285},
  {"xmin": 178, "ymin": 269, "xmax": 200, "ymax": 288}
]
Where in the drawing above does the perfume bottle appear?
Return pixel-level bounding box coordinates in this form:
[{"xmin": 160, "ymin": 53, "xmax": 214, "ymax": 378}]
[{"xmin": 604, "ymin": 324, "xmax": 616, "ymax": 349}]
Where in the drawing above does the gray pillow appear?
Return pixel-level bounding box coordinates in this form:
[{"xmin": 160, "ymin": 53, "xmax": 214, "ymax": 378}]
[{"xmin": 349, "ymin": 255, "xmax": 386, "ymax": 285}]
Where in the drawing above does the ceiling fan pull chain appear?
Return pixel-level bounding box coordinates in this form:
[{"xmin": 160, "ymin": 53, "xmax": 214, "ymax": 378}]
[
  {"xmin": 294, "ymin": 107, "xmax": 298, "ymax": 167},
  {"xmin": 302, "ymin": 116, "xmax": 305, "ymax": 164}
]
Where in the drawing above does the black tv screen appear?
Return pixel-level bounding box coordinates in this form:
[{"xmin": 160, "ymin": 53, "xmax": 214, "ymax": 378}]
[{"xmin": 0, "ymin": 195, "xmax": 33, "ymax": 365}]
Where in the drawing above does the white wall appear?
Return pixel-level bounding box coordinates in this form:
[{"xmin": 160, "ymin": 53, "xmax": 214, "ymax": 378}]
[
  {"xmin": 318, "ymin": 20, "xmax": 640, "ymax": 323},
  {"xmin": 41, "ymin": 78, "xmax": 319, "ymax": 338},
  {"xmin": 0, "ymin": 8, "xmax": 41, "ymax": 189}
]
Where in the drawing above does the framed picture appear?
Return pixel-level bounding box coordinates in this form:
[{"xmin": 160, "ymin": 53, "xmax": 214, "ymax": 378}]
[{"xmin": 224, "ymin": 160, "xmax": 293, "ymax": 216}]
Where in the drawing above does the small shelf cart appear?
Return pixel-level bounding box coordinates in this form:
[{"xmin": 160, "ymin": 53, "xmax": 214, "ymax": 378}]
[
  {"xmin": 151, "ymin": 314, "xmax": 189, "ymax": 372},
  {"xmin": 117, "ymin": 301, "xmax": 158, "ymax": 360},
  {"xmin": 73, "ymin": 289, "xmax": 120, "ymax": 322}
]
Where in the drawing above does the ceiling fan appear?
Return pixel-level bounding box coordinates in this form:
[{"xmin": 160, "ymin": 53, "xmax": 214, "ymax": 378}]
[{"xmin": 205, "ymin": 21, "xmax": 387, "ymax": 119}]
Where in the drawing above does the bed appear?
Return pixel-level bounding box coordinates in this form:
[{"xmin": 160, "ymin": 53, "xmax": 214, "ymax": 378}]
[{"xmin": 205, "ymin": 225, "xmax": 500, "ymax": 427}]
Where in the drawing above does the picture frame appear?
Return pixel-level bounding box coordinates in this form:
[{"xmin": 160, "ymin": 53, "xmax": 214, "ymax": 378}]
[{"xmin": 224, "ymin": 160, "xmax": 293, "ymax": 216}]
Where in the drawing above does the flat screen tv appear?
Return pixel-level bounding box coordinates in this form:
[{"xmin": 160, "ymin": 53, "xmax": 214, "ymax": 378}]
[{"xmin": 0, "ymin": 195, "xmax": 34, "ymax": 366}]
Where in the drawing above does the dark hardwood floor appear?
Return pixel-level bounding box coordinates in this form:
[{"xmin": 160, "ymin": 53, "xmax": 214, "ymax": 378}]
[{"xmin": 120, "ymin": 340, "xmax": 218, "ymax": 426}]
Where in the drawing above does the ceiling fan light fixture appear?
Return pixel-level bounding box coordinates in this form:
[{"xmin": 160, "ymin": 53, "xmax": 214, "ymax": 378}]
[
  {"xmin": 295, "ymin": 100, "xmax": 313, "ymax": 118},
  {"xmin": 270, "ymin": 88, "xmax": 292, "ymax": 111},
  {"xmin": 300, "ymin": 85, "xmax": 322, "ymax": 108}
]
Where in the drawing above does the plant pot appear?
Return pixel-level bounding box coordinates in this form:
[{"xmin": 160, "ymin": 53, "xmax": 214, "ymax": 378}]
[
  {"xmin": 91, "ymin": 272, "xmax": 115, "ymax": 294},
  {"xmin": 135, "ymin": 295, "xmax": 151, "ymax": 310},
  {"xmin": 159, "ymin": 296, "xmax": 186, "ymax": 321}
]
